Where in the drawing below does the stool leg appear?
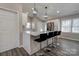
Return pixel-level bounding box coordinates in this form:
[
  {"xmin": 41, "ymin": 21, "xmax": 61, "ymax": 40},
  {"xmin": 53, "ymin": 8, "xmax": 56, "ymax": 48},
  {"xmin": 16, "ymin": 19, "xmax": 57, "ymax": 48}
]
[
  {"xmin": 38, "ymin": 42, "xmax": 44, "ymax": 56},
  {"xmin": 51, "ymin": 37, "xmax": 56, "ymax": 48},
  {"xmin": 56, "ymin": 36, "xmax": 57, "ymax": 47},
  {"xmin": 53, "ymin": 37, "xmax": 55, "ymax": 45},
  {"xmin": 40, "ymin": 42, "xmax": 41, "ymax": 50},
  {"xmin": 44, "ymin": 39, "xmax": 51, "ymax": 52},
  {"xmin": 47, "ymin": 39, "xmax": 48, "ymax": 47},
  {"xmin": 53, "ymin": 36, "xmax": 57, "ymax": 48},
  {"xmin": 48, "ymin": 37, "xmax": 54, "ymax": 48},
  {"xmin": 52, "ymin": 37, "xmax": 53, "ymax": 45},
  {"xmin": 55, "ymin": 36, "xmax": 58, "ymax": 48},
  {"xmin": 36, "ymin": 42, "xmax": 43, "ymax": 56},
  {"xmin": 56, "ymin": 36, "xmax": 60, "ymax": 46}
]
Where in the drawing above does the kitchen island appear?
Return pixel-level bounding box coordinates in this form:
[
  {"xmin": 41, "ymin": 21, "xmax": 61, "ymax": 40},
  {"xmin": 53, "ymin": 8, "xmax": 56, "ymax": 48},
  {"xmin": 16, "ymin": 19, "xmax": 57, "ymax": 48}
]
[{"xmin": 23, "ymin": 31, "xmax": 53, "ymax": 55}]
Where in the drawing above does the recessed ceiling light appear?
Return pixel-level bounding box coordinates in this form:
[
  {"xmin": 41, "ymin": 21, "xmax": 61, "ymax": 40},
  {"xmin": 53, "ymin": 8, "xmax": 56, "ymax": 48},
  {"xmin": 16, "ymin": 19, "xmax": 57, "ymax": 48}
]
[{"xmin": 57, "ymin": 11, "xmax": 60, "ymax": 13}]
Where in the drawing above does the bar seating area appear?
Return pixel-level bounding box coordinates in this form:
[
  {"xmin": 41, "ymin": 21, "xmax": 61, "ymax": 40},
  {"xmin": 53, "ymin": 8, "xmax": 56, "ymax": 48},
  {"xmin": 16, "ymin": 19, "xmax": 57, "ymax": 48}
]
[
  {"xmin": 34, "ymin": 31, "xmax": 61, "ymax": 55},
  {"xmin": 35, "ymin": 31, "xmax": 61, "ymax": 42}
]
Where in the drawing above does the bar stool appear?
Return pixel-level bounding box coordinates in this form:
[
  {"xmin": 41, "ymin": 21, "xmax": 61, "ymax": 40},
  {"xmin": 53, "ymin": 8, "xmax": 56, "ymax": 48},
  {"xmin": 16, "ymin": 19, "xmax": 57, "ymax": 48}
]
[
  {"xmin": 53, "ymin": 31, "xmax": 58, "ymax": 47},
  {"xmin": 48, "ymin": 32, "xmax": 54, "ymax": 44},
  {"xmin": 57, "ymin": 31, "xmax": 61, "ymax": 36},
  {"xmin": 54, "ymin": 31, "xmax": 62, "ymax": 47},
  {"xmin": 48, "ymin": 31, "xmax": 57, "ymax": 48},
  {"xmin": 43, "ymin": 32, "xmax": 53, "ymax": 52},
  {"xmin": 56, "ymin": 31, "xmax": 61, "ymax": 46},
  {"xmin": 34, "ymin": 33, "xmax": 47, "ymax": 56},
  {"xmin": 47, "ymin": 32, "xmax": 54, "ymax": 52}
]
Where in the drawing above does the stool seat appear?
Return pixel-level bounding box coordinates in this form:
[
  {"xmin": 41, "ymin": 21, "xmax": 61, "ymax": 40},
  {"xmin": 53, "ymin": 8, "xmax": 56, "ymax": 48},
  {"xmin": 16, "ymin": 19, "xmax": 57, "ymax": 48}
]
[
  {"xmin": 47, "ymin": 32, "xmax": 55, "ymax": 39},
  {"xmin": 54, "ymin": 31, "xmax": 58, "ymax": 36},
  {"xmin": 34, "ymin": 33, "xmax": 47, "ymax": 56},
  {"xmin": 34, "ymin": 38, "xmax": 41, "ymax": 42},
  {"xmin": 34, "ymin": 33, "xmax": 47, "ymax": 42},
  {"xmin": 34, "ymin": 38, "xmax": 47, "ymax": 42},
  {"xmin": 57, "ymin": 31, "xmax": 61, "ymax": 35}
]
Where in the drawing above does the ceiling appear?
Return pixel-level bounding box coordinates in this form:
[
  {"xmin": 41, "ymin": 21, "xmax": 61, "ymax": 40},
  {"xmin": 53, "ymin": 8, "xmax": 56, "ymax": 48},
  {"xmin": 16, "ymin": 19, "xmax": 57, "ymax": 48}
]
[
  {"xmin": 22, "ymin": 3, "xmax": 79, "ymax": 20},
  {"xmin": 0, "ymin": 3, "xmax": 79, "ymax": 21}
]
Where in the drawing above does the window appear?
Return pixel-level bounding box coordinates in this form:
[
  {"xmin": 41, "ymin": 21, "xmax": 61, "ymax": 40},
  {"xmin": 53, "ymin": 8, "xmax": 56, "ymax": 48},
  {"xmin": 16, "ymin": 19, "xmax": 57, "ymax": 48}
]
[
  {"xmin": 72, "ymin": 18, "xmax": 79, "ymax": 33},
  {"xmin": 61, "ymin": 17, "xmax": 79, "ymax": 33},
  {"xmin": 61, "ymin": 19, "xmax": 71, "ymax": 32},
  {"xmin": 53, "ymin": 19, "xmax": 60, "ymax": 31}
]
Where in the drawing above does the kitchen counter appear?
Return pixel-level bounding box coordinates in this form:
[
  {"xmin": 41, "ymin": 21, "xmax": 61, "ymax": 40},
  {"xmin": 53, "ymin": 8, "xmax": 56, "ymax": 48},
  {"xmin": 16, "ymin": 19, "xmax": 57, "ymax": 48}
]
[
  {"xmin": 23, "ymin": 31, "xmax": 53, "ymax": 55},
  {"xmin": 25, "ymin": 31, "xmax": 54, "ymax": 36}
]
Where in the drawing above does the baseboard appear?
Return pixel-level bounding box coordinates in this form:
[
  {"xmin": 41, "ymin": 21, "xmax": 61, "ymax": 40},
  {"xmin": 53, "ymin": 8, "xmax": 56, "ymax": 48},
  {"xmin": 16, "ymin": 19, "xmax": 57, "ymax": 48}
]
[
  {"xmin": 0, "ymin": 46, "xmax": 18, "ymax": 53},
  {"xmin": 60, "ymin": 37, "xmax": 79, "ymax": 42},
  {"xmin": 18, "ymin": 45, "xmax": 23, "ymax": 48}
]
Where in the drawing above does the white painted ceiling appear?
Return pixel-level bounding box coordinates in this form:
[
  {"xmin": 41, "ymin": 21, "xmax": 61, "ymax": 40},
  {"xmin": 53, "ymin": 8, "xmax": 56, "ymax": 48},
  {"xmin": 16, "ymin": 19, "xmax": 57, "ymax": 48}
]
[
  {"xmin": 22, "ymin": 3, "xmax": 79, "ymax": 20},
  {"xmin": 0, "ymin": 3, "xmax": 19, "ymax": 11},
  {"xmin": 0, "ymin": 3, "xmax": 79, "ymax": 21}
]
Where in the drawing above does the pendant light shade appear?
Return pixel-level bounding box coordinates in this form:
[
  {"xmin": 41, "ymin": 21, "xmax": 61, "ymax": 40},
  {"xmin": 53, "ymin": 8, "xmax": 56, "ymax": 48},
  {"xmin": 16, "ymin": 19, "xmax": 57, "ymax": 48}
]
[
  {"xmin": 32, "ymin": 8, "xmax": 37, "ymax": 15},
  {"xmin": 30, "ymin": 4, "xmax": 49, "ymax": 21},
  {"xmin": 31, "ymin": 3, "xmax": 38, "ymax": 16},
  {"xmin": 44, "ymin": 6, "xmax": 48, "ymax": 19}
]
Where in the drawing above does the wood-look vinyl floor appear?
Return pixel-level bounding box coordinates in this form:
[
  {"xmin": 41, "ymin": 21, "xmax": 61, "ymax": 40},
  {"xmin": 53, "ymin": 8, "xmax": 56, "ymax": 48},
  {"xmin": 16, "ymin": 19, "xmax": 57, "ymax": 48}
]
[
  {"xmin": 0, "ymin": 38, "xmax": 79, "ymax": 56},
  {"xmin": 0, "ymin": 47, "xmax": 29, "ymax": 56}
]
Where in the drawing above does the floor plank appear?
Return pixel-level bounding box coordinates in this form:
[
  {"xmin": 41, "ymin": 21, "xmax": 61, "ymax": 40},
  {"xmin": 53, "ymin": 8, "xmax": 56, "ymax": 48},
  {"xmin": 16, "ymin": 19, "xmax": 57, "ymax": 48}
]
[
  {"xmin": 0, "ymin": 39, "xmax": 79, "ymax": 56},
  {"xmin": 0, "ymin": 52, "xmax": 7, "ymax": 56},
  {"xmin": 19, "ymin": 47, "xmax": 29, "ymax": 56},
  {"xmin": 14, "ymin": 48, "xmax": 23, "ymax": 56},
  {"xmin": 12, "ymin": 48, "xmax": 18, "ymax": 56}
]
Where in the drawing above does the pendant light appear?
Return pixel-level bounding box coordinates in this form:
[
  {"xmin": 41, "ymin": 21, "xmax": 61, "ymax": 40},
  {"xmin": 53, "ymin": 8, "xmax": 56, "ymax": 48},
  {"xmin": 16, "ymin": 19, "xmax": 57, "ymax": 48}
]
[
  {"xmin": 31, "ymin": 3, "xmax": 38, "ymax": 16},
  {"xmin": 44, "ymin": 6, "xmax": 48, "ymax": 19}
]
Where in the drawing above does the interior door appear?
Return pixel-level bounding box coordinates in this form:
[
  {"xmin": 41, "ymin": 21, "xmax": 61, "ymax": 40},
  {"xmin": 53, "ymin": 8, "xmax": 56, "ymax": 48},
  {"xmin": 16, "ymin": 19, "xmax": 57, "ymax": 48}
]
[{"xmin": 0, "ymin": 9, "xmax": 19, "ymax": 52}]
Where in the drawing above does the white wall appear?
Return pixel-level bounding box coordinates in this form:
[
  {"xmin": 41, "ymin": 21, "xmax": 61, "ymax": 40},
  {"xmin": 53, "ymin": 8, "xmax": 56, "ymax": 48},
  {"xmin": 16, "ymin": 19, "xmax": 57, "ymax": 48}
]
[
  {"xmin": 60, "ymin": 14, "xmax": 79, "ymax": 41},
  {"xmin": 0, "ymin": 9, "xmax": 19, "ymax": 52},
  {"xmin": 22, "ymin": 13, "xmax": 46, "ymax": 32},
  {"xmin": 0, "ymin": 3, "xmax": 18, "ymax": 11},
  {"xmin": 50, "ymin": 14, "xmax": 79, "ymax": 41},
  {"xmin": 61, "ymin": 32, "xmax": 79, "ymax": 41},
  {"xmin": 37, "ymin": 20, "xmax": 45, "ymax": 32},
  {"xmin": 0, "ymin": 4, "xmax": 22, "ymax": 52},
  {"xmin": 30, "ymin": 17, "xmax": 46, "ymax": 32}
]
